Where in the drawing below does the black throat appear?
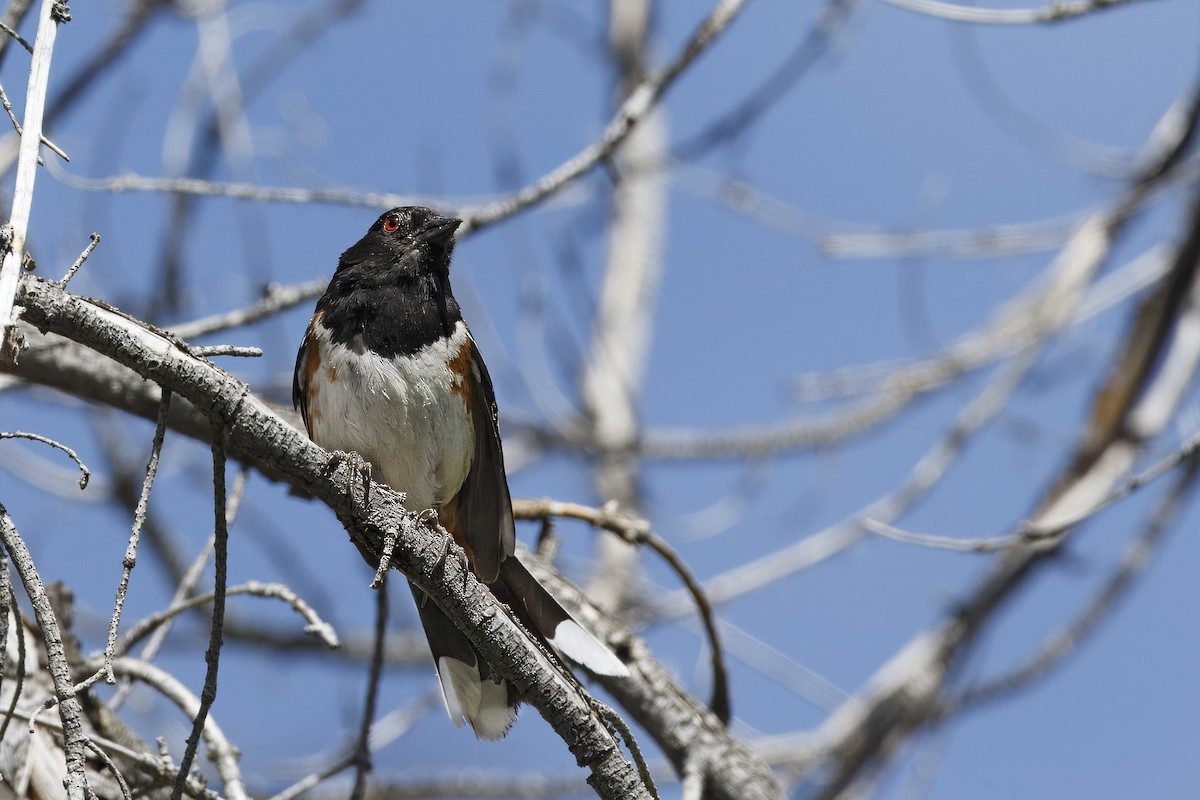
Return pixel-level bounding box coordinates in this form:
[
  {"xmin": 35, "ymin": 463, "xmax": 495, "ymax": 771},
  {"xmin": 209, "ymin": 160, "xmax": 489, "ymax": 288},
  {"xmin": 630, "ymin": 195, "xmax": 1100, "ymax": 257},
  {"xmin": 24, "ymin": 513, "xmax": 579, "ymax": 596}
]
[{"xmin": 316, "ymin": 270, "xmax": 463, "ymax": 358}]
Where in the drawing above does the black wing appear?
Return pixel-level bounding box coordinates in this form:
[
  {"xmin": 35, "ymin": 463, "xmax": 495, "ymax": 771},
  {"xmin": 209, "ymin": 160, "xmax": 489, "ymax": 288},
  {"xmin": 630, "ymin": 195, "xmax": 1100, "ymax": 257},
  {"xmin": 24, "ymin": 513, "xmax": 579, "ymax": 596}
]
[
  {"xmin": 453, "ymin": 336, "xmax": 516, "ymax": 583},
  {"xmin": 292, "ymin": 315, "xmax": 319, "ymax": 436}
]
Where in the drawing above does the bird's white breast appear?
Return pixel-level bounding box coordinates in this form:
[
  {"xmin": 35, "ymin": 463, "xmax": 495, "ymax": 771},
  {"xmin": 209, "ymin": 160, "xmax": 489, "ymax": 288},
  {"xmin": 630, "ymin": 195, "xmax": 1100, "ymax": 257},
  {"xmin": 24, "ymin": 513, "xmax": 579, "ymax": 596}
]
[{"xmin": 305, "ymin": 320, "xmax": 475, "ymax": 512}]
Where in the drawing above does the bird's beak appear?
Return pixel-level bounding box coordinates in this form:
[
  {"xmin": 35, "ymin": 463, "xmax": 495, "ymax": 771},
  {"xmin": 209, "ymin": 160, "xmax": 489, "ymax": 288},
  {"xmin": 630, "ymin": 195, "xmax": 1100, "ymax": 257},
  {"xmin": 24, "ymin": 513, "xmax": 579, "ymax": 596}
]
[{"xmin": 417, "ymin": 216, "xmax": 462, "ymax": 246}]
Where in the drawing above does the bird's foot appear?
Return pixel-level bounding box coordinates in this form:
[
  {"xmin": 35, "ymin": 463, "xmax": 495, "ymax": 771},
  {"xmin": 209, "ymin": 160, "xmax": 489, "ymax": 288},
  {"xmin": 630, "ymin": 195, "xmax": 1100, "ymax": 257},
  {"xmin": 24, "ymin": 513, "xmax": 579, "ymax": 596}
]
[
  {"xmin": 427, "ymin": 513, "xmax": 471, "ymax": 591},
  {"xmin": 325, "ymin": 450, "xmax": 372, "ymax": 511}
]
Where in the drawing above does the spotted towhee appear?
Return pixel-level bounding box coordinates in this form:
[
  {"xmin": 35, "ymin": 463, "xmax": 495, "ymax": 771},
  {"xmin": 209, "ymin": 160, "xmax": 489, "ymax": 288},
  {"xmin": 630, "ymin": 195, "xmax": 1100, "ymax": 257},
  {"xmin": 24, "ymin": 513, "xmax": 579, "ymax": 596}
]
[{"xmin": 293, "ymin": 207, "xmax": 627, "ymax": 739}]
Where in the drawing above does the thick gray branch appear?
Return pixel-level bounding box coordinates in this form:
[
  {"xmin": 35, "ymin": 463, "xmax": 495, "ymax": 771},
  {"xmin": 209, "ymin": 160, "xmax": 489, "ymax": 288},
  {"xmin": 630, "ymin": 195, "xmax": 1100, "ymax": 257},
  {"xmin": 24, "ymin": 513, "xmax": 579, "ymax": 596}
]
[{"xmin": 13, "ymin": 276, "xmax": 650, "ymax": 800}]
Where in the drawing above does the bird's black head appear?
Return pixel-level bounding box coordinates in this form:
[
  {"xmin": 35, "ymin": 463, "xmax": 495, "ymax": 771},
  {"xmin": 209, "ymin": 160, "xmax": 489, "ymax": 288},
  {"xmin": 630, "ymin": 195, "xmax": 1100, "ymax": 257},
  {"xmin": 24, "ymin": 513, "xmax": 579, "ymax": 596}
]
[
  {"xmin": 335, "ymin": 206, "xmax": 462, "ymax": 287},
  {"xmin": 315, "ymin": 207, "xmax": 466, "ymax": 355}
]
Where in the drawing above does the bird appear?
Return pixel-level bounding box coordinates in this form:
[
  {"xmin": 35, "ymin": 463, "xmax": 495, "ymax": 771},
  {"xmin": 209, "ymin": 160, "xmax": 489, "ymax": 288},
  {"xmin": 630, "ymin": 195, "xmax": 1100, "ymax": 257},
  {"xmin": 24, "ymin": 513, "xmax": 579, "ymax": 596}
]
[{"xmin": 293, "ymin": 206, "xmax": 628, "ymax": 739}]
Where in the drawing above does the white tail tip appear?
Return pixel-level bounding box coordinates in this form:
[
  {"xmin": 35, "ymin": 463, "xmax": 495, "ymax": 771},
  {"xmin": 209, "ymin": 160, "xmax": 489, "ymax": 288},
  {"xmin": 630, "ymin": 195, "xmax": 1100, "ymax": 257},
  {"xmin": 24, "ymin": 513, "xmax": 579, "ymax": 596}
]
[
  {"xmin": 551, "ymin": 620, "xmax": 629, "ymax": 677},
  {"xmin": 435, "ymin": 656, "xmax": 516, "ymax": 739}
]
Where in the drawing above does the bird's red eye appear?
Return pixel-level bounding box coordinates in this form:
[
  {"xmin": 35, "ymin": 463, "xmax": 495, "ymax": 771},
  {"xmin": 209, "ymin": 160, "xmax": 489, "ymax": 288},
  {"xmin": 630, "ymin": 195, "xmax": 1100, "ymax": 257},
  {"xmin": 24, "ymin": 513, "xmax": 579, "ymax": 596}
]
[{"xmin": 382, "ymin": 215, "xmax": 400, "ymax": 233}]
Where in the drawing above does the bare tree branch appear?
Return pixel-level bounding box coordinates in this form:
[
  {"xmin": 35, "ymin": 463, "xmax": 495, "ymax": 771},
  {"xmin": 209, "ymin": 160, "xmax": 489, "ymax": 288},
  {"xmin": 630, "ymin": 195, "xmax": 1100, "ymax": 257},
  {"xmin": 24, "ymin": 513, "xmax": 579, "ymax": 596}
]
[
  {"xmin": 802, "ymin": 129, "xmax": 1200, "ymax": 796},
  {"xmin": 948, "ymin": 450, "xmax": 1200, "ymax": 711},
  {"xmin": 582, "ymin": 0, "xmax": 666, "ymax": 616},
  {"xmin": 0, "ymin": 0, "xmax": 63, "ymax": 360},
  {"xmin": 171, "ymin": 421, "xmax": 230, "ymax": 800},
  {"xmin": 0, "ymin": 502, "xmax": 91, "ymax": 799},
  {"xmin": 460, "ymin": 0, "xmax": 751, "ymax": 234},
  {"xmin": 879, "ymin": 0, "xmax": 1153, "ymax": 26},
  {"xmin": 14, "ymin": 274, "xmax": 655, "ymax": 800}
]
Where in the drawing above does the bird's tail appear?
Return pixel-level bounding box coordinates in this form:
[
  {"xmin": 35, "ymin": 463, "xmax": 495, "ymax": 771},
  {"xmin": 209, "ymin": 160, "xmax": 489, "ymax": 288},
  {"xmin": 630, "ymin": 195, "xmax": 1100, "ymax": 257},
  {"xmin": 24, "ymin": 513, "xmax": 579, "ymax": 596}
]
[
  {"xmin": 410, "ymin": 581, "xmax": 520, "ymax": 740},
  {"xmin": 492, "ymin": 556, "xmax": 629, "ymax": 678},
  {"xmin": 411, "ymin": 556, "xmax": 628, "ymax": 739}
]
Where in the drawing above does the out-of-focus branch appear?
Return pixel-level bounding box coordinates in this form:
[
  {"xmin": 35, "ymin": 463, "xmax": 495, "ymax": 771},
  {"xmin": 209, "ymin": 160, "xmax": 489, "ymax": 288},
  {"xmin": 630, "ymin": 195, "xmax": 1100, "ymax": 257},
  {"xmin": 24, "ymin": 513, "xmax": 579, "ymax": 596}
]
[
  {"xmin": 948, "ymin": 449, "xmax": 1200, "ymax": 711},
  {"xmin": 581, "ymin": 0, "xmax": 665, "ymax": 614},
  {"xmin": 785, "ymin": 244, "xmax": 1168, "ymax": 402},
  {"xmin": 879, "ymin": 0, "xmax": 1150, "ymax": 25},
  {"xmin": 42, "ymin": 0, "xmax": 168, "ymax": 131},
  {"xmin": 459, "ymin": 0, "xmax": 750, "ymax": 235},
  {"xmin": 800, "ymin": 127, "xmax": 1200, "ymax": 797},
  {"xmin": 654, "ymin": 344, "xmax": 1039, "ymax": 617},
  {"xmin": 672, "ymin": 0, "xmax": 855, "ymax": 161},
  {"xmin": 153, "ymin": 0, "xmax": 365, "ymax": 316},
  {"xmin": 511, "ymin": 235, "xmax": 1172, "ymax": 465},
  {"xmin": 0, "ymin": 0, "xmax": 34, "ymax": 66},
  {"xmin": 637, "ymin": 154, "xmax": 1200, "ymax": 461},
  {"xmin": 682, "ymin": 164, "xmax": 1080, "ymax": 258},
  {"xmin": 680, "ymin": 156, "xmax": 1200, "ymax": 260},
  {"xmin": 302, "ymin": 770, "xmax": 613, "ymax": 800},
  {"xmin": 53, "ymin": 0, "xmax": 748, "ymax": 240},
  {"xmin": 49, "ymin": 166, "xmax": 429, "ymax": 212},
  {"xmin": 171, "ymin": 278, "xmax": 328, "ymax": 339}
]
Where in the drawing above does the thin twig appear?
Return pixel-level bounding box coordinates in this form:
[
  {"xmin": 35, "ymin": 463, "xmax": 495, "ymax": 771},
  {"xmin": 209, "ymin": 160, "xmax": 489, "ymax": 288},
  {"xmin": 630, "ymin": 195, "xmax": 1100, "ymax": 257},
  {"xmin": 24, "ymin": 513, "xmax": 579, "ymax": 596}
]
[
  {"xmin": 458, "ymin": 0, "xmax": 752, "ymax": 235},
  {"xmin": 1019, "ymin": 422, "xmax": 1200, "ymax": 538},
  {"xmin": 85, "ymin": 739, "xmax": 134, "ymax": 800},
  {"xmin": 109, "ymin": 464, "xmax": 246, "ymax": 710},
  {"xmin": 369, "ymin": 524, "xmax": 396, "ymax": 590},
  {"xmin": 0, "ymin": 79, "xmax": 68, "ymax": 161},
  {"xmin": 50, "ymin": 167, "xmax": 429, "ymax": 210},
  {"xmin": 171, "ymin": 421, "xmax": 230, "ymax": 800},
  {"xmin": 871, "ymin": 419, "xmax": 1200, "ymax": 552},
  {"xmin": 0, "ymin": 429, "xmax": 90, "ymax": 488},
  {"xmin": 58, "ymin": 232, "xmax": 99, "ymax": 287},
  {"xmin": 170, "ymin": 278, "xmax": 327, "ymax": 339},
  {"xmin": 105, "ymin": 391, "xmax": 170, "ymax": 683},
  {"xmin": 116, "ymin": 580, "xmax": 339, "ymax": 658},
  {"xmin": 862, "ymin": 518, "xmax": 1019, "ymax": 552},
  {"xmin": 110, "ymin": 528, "xmax": 218, "ymax": 712},
  {"xmin": 0, "ymin": 20, "xmax": 33, "ymax": 52},
  {"xmin": 188, "ymin": 344, "xmax": 262, "ymax": 358},
  {"xmin": 349, "ymin": 572, "xmax": 388, "ymax": 800}
]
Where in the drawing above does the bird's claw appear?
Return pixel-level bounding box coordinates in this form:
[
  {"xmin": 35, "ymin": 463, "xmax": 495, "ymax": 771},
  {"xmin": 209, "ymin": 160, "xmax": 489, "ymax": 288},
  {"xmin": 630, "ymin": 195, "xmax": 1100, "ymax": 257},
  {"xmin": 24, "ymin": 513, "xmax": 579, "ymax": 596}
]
[
  {"xmin": 427, "ymin": 516, "xmax": 470, "ymax": 592},
  {"xmin": 326, "ymin": 450, "xmax": 372, "ymax": 511}
]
